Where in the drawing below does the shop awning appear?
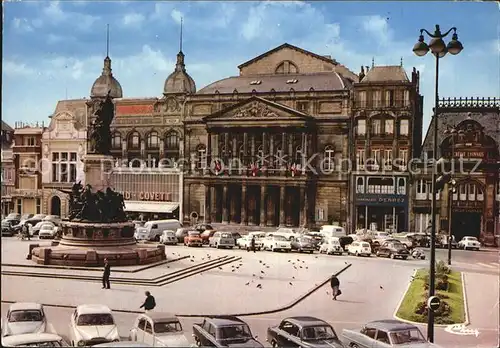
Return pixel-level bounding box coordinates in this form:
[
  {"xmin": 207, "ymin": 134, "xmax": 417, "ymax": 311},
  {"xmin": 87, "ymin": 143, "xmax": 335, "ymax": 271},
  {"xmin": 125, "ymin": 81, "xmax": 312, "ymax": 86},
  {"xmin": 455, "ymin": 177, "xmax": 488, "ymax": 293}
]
[{"xmin": 124, "ymin": 201, "xmax": 179, "ymax": 214}]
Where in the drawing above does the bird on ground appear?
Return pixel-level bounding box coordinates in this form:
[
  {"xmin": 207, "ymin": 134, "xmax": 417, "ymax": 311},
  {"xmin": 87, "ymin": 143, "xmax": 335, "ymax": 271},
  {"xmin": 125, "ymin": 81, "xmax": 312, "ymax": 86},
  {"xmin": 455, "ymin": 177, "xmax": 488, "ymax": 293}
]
[
  {"xmin": 305, "ymin": 267, "xmax": 308, "ymax": 269},
  {"xmin": 232, "ymin": 269, "xmax": 235, "ymax": 272},
  {"xmin": 259, "ymin": 276, "xmax": 263, "ymax": 280},
  {"xmin": 289, "ymin": 282, "xmax": 293, "ymax": 286},
  {"xmin": 302, "ymin": 260, "xmax": 305, "ymax": 263},
  {"xmin": 326, "ymin": 291, "xmax": 329, "ymax": 295},
  {"xmin": 166, "ymin": 266, "xmax": 170, "ymax": 268},
  {"xmin": 292, "ymin": 276, "xmax": 295, "ymax": 279},
  {"xmin": 256, "ymin": 284, "xmax": 262, "ymax": 289},
  {"xmin": 218, "ymin": 267, "xmax": 223, "ymax": 270},
  {"xmin": 315, "ymin": 256, "xmax": 318, "ymax": 259},
  {"xmin": 288, "ymin": 260, "xmax": 291, "ymax": 262},
  {"xmin": 261, "ymin": 270, "xmax": 265, "ymax": 274},
  {"xmin": 245, "ymin": 282, "xmax": 250, "ymax": 285},
  {"xmin": 266, "ymin": 266, "xmax": 270, "ymax": 269},
  {"xmin": 190, "ymin": 259, "xmax": 195, "ymax": 262},
  {"xmin": 297, "ymin": 259, "xmax": 300, "ymax": 261},
  {"xmin": 252, "ymin": 273, "xmax": 256, "ymax": 277},
  {"xmin": 380, "ymin": 286, "xmax": 384, "ymax": 290},
  {"xmin": 259, "ymin": 260, "xmax": 263, "ymax": 263},
  {"xmin": 299, "ymin": 266, "xmax": 303, "ymax": 269},
  {"xmin": 345, "ymin": 262, "xmax": 348, "ymax": 264},
  {"xmin": 293, "ymin": 266, "xmax": 297, "ymax": 270}
]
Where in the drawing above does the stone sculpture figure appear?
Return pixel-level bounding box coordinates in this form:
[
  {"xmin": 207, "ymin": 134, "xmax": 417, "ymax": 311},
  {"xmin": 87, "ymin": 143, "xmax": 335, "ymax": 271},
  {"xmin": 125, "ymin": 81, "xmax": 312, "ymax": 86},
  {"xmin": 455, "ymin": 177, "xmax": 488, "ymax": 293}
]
[
  {"xmin": 57, "ymin": 181, "xmax": 84, "ymax": 220},
  {"xmin": 88, "ymin": 91, "xmax": 114, "ymax": 155}
]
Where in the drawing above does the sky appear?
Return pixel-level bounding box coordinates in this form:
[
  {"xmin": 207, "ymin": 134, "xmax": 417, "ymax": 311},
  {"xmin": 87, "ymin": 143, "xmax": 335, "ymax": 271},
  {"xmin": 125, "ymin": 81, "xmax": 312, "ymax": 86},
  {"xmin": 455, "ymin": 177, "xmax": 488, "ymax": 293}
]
[{"xmin": 3, "ymin": 1, "xmax": 499, "ymax": 135}]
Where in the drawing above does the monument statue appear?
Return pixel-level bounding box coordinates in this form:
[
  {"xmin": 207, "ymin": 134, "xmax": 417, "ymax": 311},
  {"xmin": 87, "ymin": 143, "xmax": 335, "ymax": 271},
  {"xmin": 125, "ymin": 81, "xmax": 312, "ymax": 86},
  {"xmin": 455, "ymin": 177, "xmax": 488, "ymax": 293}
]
[
  {"xmin": 58, "ymin": 183, "xmax": 128, "ymax": 223},
  {"xmin": 88, "ymin": 90, "xmax": 114, "ymax": 155}
]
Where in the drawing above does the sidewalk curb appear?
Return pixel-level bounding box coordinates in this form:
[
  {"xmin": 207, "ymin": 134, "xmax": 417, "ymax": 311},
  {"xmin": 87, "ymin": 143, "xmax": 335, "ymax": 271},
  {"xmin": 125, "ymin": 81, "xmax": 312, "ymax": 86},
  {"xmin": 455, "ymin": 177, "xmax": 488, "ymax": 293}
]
[
  {"xmin": 393, "ymin": 269, "xmax": 469, "ymax": 327},
  {"xmin": 2, "ymin": 263, "xmax": 352, "ymax": 318}
]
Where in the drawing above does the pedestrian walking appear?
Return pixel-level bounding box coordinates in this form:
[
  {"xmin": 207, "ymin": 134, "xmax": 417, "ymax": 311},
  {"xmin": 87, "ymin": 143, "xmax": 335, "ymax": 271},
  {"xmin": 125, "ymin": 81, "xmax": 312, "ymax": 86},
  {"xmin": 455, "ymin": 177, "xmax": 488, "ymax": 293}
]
[
  {"xmin": 22, "ymin": 223, "xmax": 30, "ymax": 241},
  {"xmin": 330, "ymin": 274, "xmax": 341, "ymax": 300},
  {"xmin": 102, "ymin": 258, "xmax": 111, "ymax": 289},
  {"xmin": 250, "ymin": 235, "xmax": 256, "ymax": 253},
  {"xmin": 140, "ymin": 291, "xmax": 156, "ymax": 312}
]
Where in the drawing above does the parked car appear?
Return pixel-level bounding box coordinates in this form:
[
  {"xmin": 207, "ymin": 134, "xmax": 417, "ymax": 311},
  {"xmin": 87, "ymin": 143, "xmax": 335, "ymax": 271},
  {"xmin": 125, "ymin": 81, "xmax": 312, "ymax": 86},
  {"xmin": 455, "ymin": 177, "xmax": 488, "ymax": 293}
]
[
  {"xmin": 194, "ymin": 224, "xmax": 216, "ymax": 244},
  {"xmin": 376, "ymin": 241, "xmax": 410, "ymax": 260},
  {"xmin": 129, "ymin": 312, "xmax": 190, "ymax": 347},
  {"xmin": 159, "ymin": 230, "xmax": 178, "ymax": 245},
  {"xmin": 184, "ymin": 231, "xmax": 203, "ymax": 247},
  {"xmin": 1, "ymin": 220, "xmax": 15, "ymax": 237},
  {"xmin": 5, "ymin": 213, "xmax": 21, "ymax": 221},
  {"xmin": 346, "ymin": 241, "xmax": 372, "ymax": 257},
  {"xmin": 290, "ymin": 236, "xmax": 316, "ymax": 253},
  {"xmin": 262, "ymin": 235, "xmax": 292, "ymax": 252},
  {"xmin": 273, "ymin": 227, "xmax": 301, "ymax": 241},
  {"xmin": 319, "ymin": 225, "xmax": 346, "ymax": 239},
  {"xmin": 390, "ymin": 234, "xmax": 414, "ymax": 249},
  {"xmin": 39, "ymin": 223, "xmax": 57, "ymax": 239},
  {"xmin": 94, "ymin": 342, "xmax": 151, "ymax": 347},
  {"xmin": 30, "ymin": 221, "xmax": 54, "ymax": 236},
  {"xmin": 342, "ymin": 319, "xmax": 441, "ymax": 347},
  {"xmin": 209, "ymin": 232, "xmax": 235, "ymax": 249},
  {"xmin": 142, "ymin": 220, "xmax": 182, "ymax": 242},
  {"xmin": 135, "ymin": 227, "xmax": 150, "ymax": 242},
  {"xmin": 2, "ymin": 333, "xmax": 67, "ymax": 347},
  {"xmin": 69, "ymin": 304, "xmax": 119, "ymax": 346},
  {"xmin": 236, "ymin": 235, "xmax": 263, "ymax": 251},
  {"xmin": 458, "ymin": 236, "xmax": 481, "ymax": 251},
  {"xmin": 2, "ymin": 302, "xmax": 47, "ymax": 337},
  {"xmin": 175, "ymin": 228, "xmax": 190, "ymax": 243},
  {"xmin": 192, "ymin": 316, "xmax": 263, "ymax": 347},
  {"xmin": 43, "ymin": 215, "xmax": 61, "ymax": 225},
  {"xmin": 303, "ymin": 233, "xmax": 323, "ymax": 249},
  {"xmin": 231, "ymin": 232, "xmax": 243, "ymax": 241},
  {"xmin": 406, "ymin": 232, "xmax": 430, "ymax": 247},
  {"xmin": 319, "ymin": 237, "xmax": 344, "ymax": 255},
  {"xmin": 267, "ymin": 316, "xmax": 343, "ymax": 348}
]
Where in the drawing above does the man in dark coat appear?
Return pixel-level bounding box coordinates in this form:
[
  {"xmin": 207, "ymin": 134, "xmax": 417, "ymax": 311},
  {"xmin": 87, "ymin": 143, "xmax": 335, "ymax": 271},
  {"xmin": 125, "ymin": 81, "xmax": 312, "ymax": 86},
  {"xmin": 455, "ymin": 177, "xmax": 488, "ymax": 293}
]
[
  {"xmin": 22, "ymin": 223, "xmax": 30, "ymax": 241},
  {"xmin": 140, "ymin": 291, "xmax": 156, "ymax": 312},
  {"xmin": 250, "ymin": 235, "xmax": 256, "ymax": 253},
  {"xmin": 102, "ymin": 258, "xmax": 111, "ymax": 289},
  {"xmin": 330, "ymin": 274, "xmax": 340, "ymax": 300}
]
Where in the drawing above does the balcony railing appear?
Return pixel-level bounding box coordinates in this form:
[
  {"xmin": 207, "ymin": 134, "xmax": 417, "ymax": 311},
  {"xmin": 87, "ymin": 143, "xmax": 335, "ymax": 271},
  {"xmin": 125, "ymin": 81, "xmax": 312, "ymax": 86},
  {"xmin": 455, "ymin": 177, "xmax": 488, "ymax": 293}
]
[{"xmin": 354, "ymin": 99, "xmax": 411, "ymax": 109}]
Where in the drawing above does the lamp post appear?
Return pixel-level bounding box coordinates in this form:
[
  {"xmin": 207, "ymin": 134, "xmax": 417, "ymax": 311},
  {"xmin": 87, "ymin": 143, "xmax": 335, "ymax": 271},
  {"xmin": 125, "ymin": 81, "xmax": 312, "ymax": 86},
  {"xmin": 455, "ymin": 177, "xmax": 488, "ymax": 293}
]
[
  {"xmin": 443, "ymin": 127, "xmax": 458, "ymax": 266},
  {"xmin": 413, "ymin": 24, "xmax": 463, "ymax": 343}
]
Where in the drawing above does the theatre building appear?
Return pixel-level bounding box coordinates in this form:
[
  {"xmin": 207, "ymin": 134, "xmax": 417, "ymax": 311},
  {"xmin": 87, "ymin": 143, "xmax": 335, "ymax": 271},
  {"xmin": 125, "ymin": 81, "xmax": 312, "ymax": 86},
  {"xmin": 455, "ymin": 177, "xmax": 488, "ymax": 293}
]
[
  {"xmin": 183, "ymin": 43, "xmax": 357, "ymax": 227},
  {"xmin": 412, "ymin": 97, "xmax": 500, "ymax": 246},
  {"xmin": 350, "ymin": 64, "xmax": 424, "ymax": 233}
]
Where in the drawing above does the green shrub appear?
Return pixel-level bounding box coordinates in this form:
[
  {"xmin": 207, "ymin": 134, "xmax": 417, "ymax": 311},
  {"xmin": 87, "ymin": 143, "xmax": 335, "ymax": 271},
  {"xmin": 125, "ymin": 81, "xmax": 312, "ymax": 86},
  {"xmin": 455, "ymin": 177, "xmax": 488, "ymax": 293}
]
[
  {"xmin": 436, "ymin": 260, "xmax": 451, "ymax": 275},
  {"xmin": 423, "ymin": 272, "xmax": 449, "ymax": 291},
  {"xmin": 414, "ymin": 297, "xmax": 451, "ymax": 318}
]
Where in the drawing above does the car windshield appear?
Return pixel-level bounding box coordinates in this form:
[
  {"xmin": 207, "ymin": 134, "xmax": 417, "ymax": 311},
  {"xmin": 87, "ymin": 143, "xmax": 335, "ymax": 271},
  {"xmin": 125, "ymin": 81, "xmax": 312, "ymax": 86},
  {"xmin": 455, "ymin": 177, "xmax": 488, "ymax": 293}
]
[
  {"xmin": 188, "ymin": 231, "xmax": 200, "ymax": 237},
  {"xmin": 221, "ymin": 233, "xmax": 232, "ymax": 238},
  {"xmin": 301, "ymin": 325, "xmax": 337, "ymax": 341},
  {"xmin": 154, "ymin": 321, "xmax": 182, "ymax": 334},
  {"xmin": 217, "ymin": 324, "xmax": 252, "ymax": 340},
  {"xmin": 465, "ymin": 237, "xmax": 478, "ymax": 241},
  {"xmin": 361, "ymin": 242, "xmax": 370, "ymax": 247},
  {"xmin": 392, "ymin": 242, "xmax": 405, "ymax": 248},
  {"xmin": 164, "ymin": 231, "xmax": 175, "ymax": 236},
  {"xmin": 300, "ymin": 237, "xmax": 313, "ymax": 242},
  {"xmin": 377, "ymin": 232, "xmax": 389, "ymax": 237},
  {"xmin": 9, "ymin": 310, "xmax": 42, "ymax": 322},
  {"xmin": 389, "ymin": 328, "xmax": 426, "ymax": 344},
  {"xmin": 16, "ymin": 341, "xmax": 63, "ymax": 347},
  {"xmin": 77, "ymin": 313, "xmax": 114, "ymax": 326},
  {"xmin": 273, "ymin": 235, "xmax": 287, "ymax": 241},
  {"xmin": 41, "ymin": 225, "xmax": 53, "ymax": 230}
]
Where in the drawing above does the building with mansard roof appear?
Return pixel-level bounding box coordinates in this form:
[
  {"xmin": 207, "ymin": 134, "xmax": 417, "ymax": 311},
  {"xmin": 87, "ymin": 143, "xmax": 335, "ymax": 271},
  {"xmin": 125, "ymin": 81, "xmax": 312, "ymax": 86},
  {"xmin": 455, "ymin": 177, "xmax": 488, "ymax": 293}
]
[{"xmin": 411, "ymin": 97, "xmax": 500, "ymax": 246}]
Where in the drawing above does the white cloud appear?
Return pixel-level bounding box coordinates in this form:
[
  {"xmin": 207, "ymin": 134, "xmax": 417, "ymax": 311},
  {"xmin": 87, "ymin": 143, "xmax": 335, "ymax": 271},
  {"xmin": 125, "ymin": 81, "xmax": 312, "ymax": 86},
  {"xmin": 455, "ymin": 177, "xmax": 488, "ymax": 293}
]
[
  {"xmin": 47, "ymin": 34, "xmax": 64, "ymax": 44},
  {"xmin": 43, "ymin": 1, "xmax": 65, "ymax": 22},
  {"xmin": 171, "ymin": 9, "xmax": 183, "ymax": 25},
  {"xmin": 361, "ymin": 15, "xmax": 392, "ymax": 46},
  {"xmin": 122, "ymin": 13, "xmax": 145, "ymax": 27},
  {"xmin": 3, "ymin": 60, "xmax": 36, "ymax": 77},
  {"xmin": 12, "ymin": 17, "xmax": 33, "ymax": 32}
]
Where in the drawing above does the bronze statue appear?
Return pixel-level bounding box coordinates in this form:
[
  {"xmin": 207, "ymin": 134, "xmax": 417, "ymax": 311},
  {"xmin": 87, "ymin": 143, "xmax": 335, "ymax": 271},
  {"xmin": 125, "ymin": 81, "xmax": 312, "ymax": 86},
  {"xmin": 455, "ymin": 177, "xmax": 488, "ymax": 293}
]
[
  {"xmin": 59, "ymin": 182, "xmax": 128, "ymax": 223},
  {"xmin": 88, "ymin": 91, "xmax": 114, "ymax": 155}
]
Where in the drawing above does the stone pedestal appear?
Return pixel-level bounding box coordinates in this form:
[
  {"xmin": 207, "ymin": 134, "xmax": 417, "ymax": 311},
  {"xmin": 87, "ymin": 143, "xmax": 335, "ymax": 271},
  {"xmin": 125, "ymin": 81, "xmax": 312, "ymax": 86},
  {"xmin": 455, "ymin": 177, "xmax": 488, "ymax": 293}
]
[{"xmin": 82, "ymin": 154, "xmax": 114, "ymax": 191}]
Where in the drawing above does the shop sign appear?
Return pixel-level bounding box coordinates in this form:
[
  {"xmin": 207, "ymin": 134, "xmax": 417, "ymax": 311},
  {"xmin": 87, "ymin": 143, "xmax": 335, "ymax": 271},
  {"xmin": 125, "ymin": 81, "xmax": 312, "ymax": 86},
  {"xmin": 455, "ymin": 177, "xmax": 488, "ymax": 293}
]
[
  {"xmin": 453, "ymin": 151, "xmax": 484, "ymax": 159},
  {"xmin": 120, "ymin": 191, "xmax": 171, "ymax": 201},
  {"xmin": 355, "ymin": 194, "xmax": 407, "ymax": 207}
]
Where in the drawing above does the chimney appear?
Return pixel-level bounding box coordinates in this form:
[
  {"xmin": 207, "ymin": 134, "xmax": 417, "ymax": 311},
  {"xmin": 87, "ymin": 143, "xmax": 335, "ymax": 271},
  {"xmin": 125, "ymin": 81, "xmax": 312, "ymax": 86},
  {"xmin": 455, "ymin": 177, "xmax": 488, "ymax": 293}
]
[{"xmin": 359, "ymin": 66, "xmax": 365, "ymax": 82}]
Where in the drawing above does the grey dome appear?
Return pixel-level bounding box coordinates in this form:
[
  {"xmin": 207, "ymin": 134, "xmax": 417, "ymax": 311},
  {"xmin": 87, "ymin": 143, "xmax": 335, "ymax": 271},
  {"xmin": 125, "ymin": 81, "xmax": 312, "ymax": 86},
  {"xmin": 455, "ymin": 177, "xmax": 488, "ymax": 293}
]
[
  {"xmin": 90, "ymin": 56, "xmax": 123, "ymax": 99},
  {"xmin": 163, "ymin": 51, "xmax": 196, "ymax": 95}
]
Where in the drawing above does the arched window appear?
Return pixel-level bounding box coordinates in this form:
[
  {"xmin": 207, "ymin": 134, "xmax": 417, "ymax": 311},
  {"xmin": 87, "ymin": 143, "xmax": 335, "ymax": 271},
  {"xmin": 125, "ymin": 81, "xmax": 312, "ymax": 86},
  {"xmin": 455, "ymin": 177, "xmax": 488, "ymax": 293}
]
[
  {"xmin": 111, "ymin": 132, "xmax": 122, "ymax": 149},
  {"xmin": 197, "ymin": 144, "xmax": 207, "ymax": 169},
  {"xmin": 356, "ymin": 177, "xmax": 364, "ymax": 193},
  {"xmin": 397, "ymin": 178, "xmax": 406, "ymax": 195},
  {"xmin": 128, "ymin": 131, "xmax": 140, "ymax": 149},
  {"xmin": 323, "ymin": 145, "xmax": 335, "ymax": 171},
  {"xmin": 146, "ymin": 131, "xmax": 159, "ymax": 149},
  {"xmin": 275, "ymin": 60, "xmax": 299, "ymax": 74},
  {"xmin": 165, "ymin": 131, "xmax": 180, "ymax": 161}
]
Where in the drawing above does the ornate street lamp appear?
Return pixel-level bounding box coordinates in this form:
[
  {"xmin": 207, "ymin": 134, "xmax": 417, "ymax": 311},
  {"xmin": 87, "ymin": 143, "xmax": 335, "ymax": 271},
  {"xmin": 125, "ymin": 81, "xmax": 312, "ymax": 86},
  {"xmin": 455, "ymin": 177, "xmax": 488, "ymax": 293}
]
[{"xmin": 413, "ymin": 24, "xmax": 463, "ymax": 343}]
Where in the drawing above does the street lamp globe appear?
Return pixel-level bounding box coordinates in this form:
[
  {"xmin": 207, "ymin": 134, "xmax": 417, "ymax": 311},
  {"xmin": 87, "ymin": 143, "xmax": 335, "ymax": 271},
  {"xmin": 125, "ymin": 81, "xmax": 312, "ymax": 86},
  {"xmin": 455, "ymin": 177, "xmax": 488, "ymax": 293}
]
[
  {"xmin": 429, "ymin": 37, "xmax": 447, "ymax": 57},
  {"xmin": 447, "ymin": 33, "xmax": 464, "ymax": 55},
  {"xmin": 413, "ymin": 35, "xmax": 429, "ymax": 56}
]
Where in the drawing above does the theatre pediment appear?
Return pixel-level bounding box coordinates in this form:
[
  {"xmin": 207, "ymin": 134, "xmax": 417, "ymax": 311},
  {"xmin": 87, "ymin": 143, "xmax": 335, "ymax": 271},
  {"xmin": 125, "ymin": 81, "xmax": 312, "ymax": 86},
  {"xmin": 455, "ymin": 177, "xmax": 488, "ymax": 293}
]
[{"xmin": 203, "ymin": 96, "xmax": 312, "ymax": 127}]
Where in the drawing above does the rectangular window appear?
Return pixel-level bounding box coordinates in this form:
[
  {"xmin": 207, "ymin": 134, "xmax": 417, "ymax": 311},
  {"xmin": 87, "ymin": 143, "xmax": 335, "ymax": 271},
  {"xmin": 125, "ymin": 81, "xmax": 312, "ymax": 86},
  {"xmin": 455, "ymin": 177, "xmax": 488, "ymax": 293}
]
[
  {"xmin": 316, "ymin": 208, "xmax": 325, "ymax": 221},
  {"xmin": 400, "ymin": 120, "xmax": 409, "ymax": 136},
  {"xmin": 385, "ymin": 90, "xmax": 395, "ymax": 106},
  {"xmin": 356, "ymin": 119, "xmax": 366, "ymax": 135},
  {"xmin": 52, "ymin": 163, "xmax": 59, "ymax": 182},
  {"xmin": 61, "ymin": 152, "xmax": 68, "ymax": 161},
  {"xmin": 17, "ymin": 199, "xmax": 22, "ymax": 214},
  {"xmin": 404, "ymin": 90, "xmax": 410, "ymax": 106},
  {"xmin": 372, "ymin": 149, "xmax": 381, "ymax": 166},
  {"xmin": 373, "ymin": 91, "xmax": 381, "ymax": 108},
  {"xmin": 25, "ymin": 137, "xmax": 35, "ymax": 146},
  {"xmin": 70, "ymin": 152, "xmax": 77, "ymax": 161},
  {"xmin": 356, "ymin": 149, "xmax": 365, "ymax": 169},
  {"xmin": 52, "ymin": 153, "xmax": 59, "ymax": 161},
  {"xmin": 297, "ymin": 102, "xmax": 309, "ymax": 112},
  {"xmin": 70, "ymin": 163, "xmax": 77, "ymax": 182},
  {"xmin": 36, "ymin": 198, "xmax": 41, "ymax": 214},
  {"xmin": 61, "ymin": 163, "xmax": 68, "ymax": 182},
  {"xmin": 371, "ymin": 119, "xmax": 381, "ymax": 135},
  {"xmin": 358, "ymin": 91, "xmax": 367, "ymax": 107},
  {"xmin": 399, "ymin": 149, "xmax": 408, "ymax": 169},
  {"xmin": 385, "ymin": 119, "xmax": 394, "ymax": 134},
  {"xmin": 384, "ymin": 149, "xmax": 393, "ymax": 169}
]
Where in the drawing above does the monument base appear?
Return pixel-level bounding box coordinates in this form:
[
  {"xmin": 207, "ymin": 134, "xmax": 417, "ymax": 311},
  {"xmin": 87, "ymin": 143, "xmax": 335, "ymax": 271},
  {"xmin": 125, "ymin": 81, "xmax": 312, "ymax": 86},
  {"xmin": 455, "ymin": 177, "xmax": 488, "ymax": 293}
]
[
  {"xmin": 82, "ymin": 153, "xmax": 114, "ymax": 192},
  {"xmin": 31, "ymin": 221, "xmax": 165, "ymax": 267}
]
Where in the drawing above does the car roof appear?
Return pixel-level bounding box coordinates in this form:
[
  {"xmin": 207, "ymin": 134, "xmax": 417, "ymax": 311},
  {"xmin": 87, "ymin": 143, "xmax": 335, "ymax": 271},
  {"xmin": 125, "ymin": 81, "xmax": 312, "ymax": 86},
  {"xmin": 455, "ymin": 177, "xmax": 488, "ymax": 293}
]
[
  {"xmin": 141, "ymin": 312, "xmax": 179, "ymax": 323},
  {"xmin": 284, "ymin": 316, "xmax": 329, "ymax": 327},
  {"xmin": 205, "ymin": 316, "xmax": 245, "ymax": 327},
  {"xmin": 93, "ymin": 342, "xmax": 152, "ymax": 347},
  {"xmin": 9, "ymin": 302, "xmax": 43, "ymax": 311},
  {"xmin": 76, "ymin": 304, "xmax": 112, "ymax": 314},
  {"xmin": 366, "ymin": 319, "xmax": 417, "ymax": 331},
  {"xmin": 2, "ymin": 333, "xmax": 63, "ymax": 345}
]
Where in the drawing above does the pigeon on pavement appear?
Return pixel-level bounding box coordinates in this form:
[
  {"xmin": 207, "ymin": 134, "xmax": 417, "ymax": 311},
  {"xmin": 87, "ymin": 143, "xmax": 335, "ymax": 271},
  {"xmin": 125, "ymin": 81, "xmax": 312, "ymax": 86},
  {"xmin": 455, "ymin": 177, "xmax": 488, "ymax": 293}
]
[
  {"xmin": 289, "ymin": 282, "xmax": 293, "ymax": 286},
  {"xmin": 256, "ymin": 284, "xmax": 262, "ymax": 289},
  {"xmin": 380, "ymin": 286, "xmax": 384, "ymax": 290},
  {"xmin": 245, "ymin": 282, "xmax": 250, "ymax": 286}
]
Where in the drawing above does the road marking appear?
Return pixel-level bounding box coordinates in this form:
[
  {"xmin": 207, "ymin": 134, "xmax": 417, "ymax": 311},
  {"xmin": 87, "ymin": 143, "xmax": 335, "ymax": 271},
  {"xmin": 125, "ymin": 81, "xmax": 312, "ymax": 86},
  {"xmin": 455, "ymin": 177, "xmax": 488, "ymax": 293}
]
[
  {"xmin": 476, "ymin": 263, "xmax": 498, "ymax": 269},
  {"xmin": 444, "ymin": 324, "xmax": 480, "ymax": 337},
  {"xmin": 490, "ymin": 262, "xmax": 499, "ymax": 267}
]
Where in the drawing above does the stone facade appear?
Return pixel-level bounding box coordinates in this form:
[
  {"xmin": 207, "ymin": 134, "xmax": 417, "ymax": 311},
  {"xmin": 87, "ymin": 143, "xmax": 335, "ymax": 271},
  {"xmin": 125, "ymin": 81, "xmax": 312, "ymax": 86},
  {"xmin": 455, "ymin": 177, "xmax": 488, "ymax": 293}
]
[{"xmin": 1, "ymin": 121, "xmax": 15, "ymax": 216}]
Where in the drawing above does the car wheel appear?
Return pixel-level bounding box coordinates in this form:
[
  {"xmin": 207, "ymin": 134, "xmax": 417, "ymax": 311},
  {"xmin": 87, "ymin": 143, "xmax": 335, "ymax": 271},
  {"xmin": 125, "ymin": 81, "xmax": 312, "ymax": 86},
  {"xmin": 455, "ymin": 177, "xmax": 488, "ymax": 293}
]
[
  {"xmin": 271, "ymin": 246, "xmax": 275, "ymax": 252},
  {"xmin": 154, "ymin": 235, "xmax": 160, "ymax": 242},
  {"xmin": 355, "ymin": 251, "xmax": 359, "ymax": 257},
  {"xmin": 350, "ymin": 344, "xmax": 359, "ymax": 348},
  {"xmin": 402, "ymin": 256, "xmax": 408, "ymax": 260},
  {"xmin": 194, "ymin": 337, "xmax": 201, "ymax": 347},
  {"xmin": 390, "ymin": 253, "xmax": 395, "ymax": 259},
  {"xmin": 271, "ymin": 339, "xmax": 279, "ymax": 348}
]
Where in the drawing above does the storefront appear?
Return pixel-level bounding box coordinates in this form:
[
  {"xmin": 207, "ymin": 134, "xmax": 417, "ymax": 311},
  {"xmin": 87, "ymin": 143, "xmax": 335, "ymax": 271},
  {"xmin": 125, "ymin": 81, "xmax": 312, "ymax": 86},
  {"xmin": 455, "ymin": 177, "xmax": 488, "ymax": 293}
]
[
  {"xmin": 355, "ymin": 193, "xmax": 408, "ymax": 233},
  {"xmin": 111, "ymin": 168, "xmax": 183, "ymax": 223}
]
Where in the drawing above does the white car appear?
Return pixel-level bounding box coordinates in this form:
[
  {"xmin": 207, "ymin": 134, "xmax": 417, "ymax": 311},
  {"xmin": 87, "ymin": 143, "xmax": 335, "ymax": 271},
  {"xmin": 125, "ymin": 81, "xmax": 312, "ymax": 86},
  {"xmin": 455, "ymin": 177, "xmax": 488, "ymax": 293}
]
[
  {"xmin": 2, "ymin": 333, "xmax": 67, "ymax": 347},
  {"xmin": 43, "ymin": 215, "xmax": 61, "ymax": 225},
  {"xmin": 69, "ymin": 304, "xmax": 119, "ymax": 346},
  {"xmin": 262, "ymin": 235, "xmax": 292, "ymax": 252},
  {"xmin": 129, "ymin": 312, "xmax": 190, "ymax": 347},
  {"xmin": 319, "ymin": 238, "xmax": 344, "ymax": 255},
  {"xmin": 2, "ymin": 302, "xmax": 47, "ymax": 337},
  {"xmin": 159, "ymin": 230, "xmax": 178, "ymax": 245},
  {"xmin": 236, "ymin": 235, "xmax": 264, "ymax": 251},
  {"xmin": 273, "ymin": 228, "xmax": 301, "ymax": 241},
  {"xmin": 30, "ymin": 221, "xmax": 49, "ymax": 236},
  {"xmin": 38, "ymin": 223, "xmax": 57, "ymax": 239},
  {"xmin": 458, "ymin": 236, "xmax": 481, "ymax": 251},
  {"xmin": 347, "ymin": 241, "xmax": 372, "ymax": 257}
]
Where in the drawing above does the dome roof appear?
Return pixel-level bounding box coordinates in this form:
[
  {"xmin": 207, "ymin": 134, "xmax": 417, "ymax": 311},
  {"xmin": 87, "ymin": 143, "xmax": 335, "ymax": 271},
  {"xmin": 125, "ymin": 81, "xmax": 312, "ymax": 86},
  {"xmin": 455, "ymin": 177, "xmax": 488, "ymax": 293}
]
[
  {"xmin": 90, "ymin": 56, "xmax": 123, "ymax": 99},
  {"xmin": 163, "ymin": 51, "xmax": 196, "ymax": 95}
]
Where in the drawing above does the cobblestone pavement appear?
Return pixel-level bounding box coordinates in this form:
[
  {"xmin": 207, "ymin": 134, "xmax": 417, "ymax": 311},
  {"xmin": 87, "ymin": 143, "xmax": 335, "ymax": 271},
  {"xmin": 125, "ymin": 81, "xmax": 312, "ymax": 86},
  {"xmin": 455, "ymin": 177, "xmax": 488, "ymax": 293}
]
[{"xmin": 1, "ymin": 237, "xmax": 498, "ymax": 347}]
